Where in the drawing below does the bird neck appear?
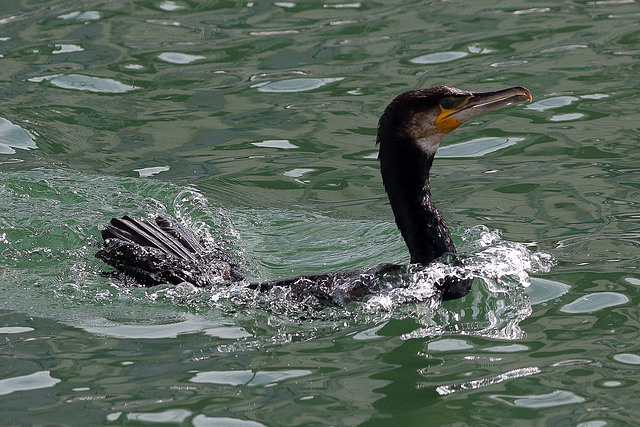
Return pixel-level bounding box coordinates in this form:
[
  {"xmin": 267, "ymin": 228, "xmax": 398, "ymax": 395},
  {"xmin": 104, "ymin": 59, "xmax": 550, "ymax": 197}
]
[{"xmin": 379, "ymin": 136, "xmax": 456, "ymax": 265}]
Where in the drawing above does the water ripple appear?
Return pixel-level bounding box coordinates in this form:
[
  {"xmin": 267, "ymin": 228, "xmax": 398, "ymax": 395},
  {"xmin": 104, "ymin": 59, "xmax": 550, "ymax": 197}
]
[
  {"xmin": 158, "ymin": 52, "xmax": 206, "ymax": 64},
  {"xmin": 525, "ymin": 96, "xmax": 579, "ymax": 111},
  {"xmin": 28, "ymin": 74, "xmax": 138, "ymax": 93},
  {"xmin": 409, "ymin": 51, "xmax": 468, "ymax": 64},
  {"xmin": 0, "ymin": 118, "xmax": 37, "ymax": 154},
  {"xmin": 437, "ymin": 366, "xmax": 541, "ymax": 396},
  {"xmin": 252, "ymin": 78, "xmax": 344, "ymax": 92},
  {"xmin": 57, "ymin": 11, "xmax": 100, "ymax": 21},
  {"xmin": 437, "ymin": 137, "xmax": 525, "ymax": 158},
  {"xmin": 189, "ymin": 369, "xmax": 312, "ymax": 386},
  {"xmin": 560, "ymin": 292, "xmax": 629, "ymax": 313},
  {"xmin": 0, "ymin": 371, "xmax": 61, "ymax": 396},
  {"xmin": 490, "ymin": 389, "xmax": 585, "ymax": 408}
]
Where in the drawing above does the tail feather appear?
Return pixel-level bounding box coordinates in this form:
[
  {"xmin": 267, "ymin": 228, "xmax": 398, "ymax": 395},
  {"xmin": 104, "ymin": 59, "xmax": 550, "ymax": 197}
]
[
  {"xmin": 155, "ymin": 216, "xmax": 204, "ymax": 254},
  {"xmin": 97, "ymin": 215, "xmax": 246, "ymax": 287},
  {"xmin": 103, "ymin": 216, "xmax": 200, "ymax": 262}
]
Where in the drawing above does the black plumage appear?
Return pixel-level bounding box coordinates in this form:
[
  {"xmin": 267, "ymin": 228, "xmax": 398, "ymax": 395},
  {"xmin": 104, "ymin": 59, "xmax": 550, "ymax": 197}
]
[{"xmin": 96, "ymin": 86, "xmax": 532, "ymax": 307}]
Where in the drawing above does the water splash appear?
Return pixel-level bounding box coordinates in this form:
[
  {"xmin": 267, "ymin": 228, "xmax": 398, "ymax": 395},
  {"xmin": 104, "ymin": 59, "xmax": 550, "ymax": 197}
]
[
  {"xmin": 355, "ymin": 226, "xmax": 556, "ymax": 340},
  {"xmin": 92, "ymin": 193, "xmax": 556, "ymax": 341},
  {"xmin": 121, "ymin": 221, "xmax": 555, "ymax": 341},
  {"xmin": 0, "ymin": 169, "xmax": 556, "ymax": 343}
]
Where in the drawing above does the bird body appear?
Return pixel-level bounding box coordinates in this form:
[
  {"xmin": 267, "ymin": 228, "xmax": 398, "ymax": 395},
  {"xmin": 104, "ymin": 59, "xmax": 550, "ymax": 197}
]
[{"xmin": 96, "ymin": 86, "xmax": 532, "ymax": 307}]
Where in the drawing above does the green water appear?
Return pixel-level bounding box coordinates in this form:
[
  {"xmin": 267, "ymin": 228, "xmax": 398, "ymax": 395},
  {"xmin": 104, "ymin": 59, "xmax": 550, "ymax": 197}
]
[{"xmin": 2, "ymin": 0, "xmax": 640, "ymax": 425}]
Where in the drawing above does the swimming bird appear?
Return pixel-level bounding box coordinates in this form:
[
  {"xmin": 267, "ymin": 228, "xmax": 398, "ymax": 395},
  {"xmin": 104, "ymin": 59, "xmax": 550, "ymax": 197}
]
[{"xmin": 96, "ymin": 85, "xmax": 532, "ymax": 307}]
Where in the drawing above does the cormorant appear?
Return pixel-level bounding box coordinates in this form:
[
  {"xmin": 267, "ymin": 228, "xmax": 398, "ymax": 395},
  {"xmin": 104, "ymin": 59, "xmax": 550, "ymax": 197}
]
[{"xmin": 96, "ymin": 86, "xmax": 532, "ymax": 308}]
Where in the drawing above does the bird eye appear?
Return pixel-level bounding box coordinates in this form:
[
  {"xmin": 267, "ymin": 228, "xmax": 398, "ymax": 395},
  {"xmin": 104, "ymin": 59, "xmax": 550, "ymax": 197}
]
[{"xmin": 440, "ymin": 98, "xmax": 454, "ymax": 109}]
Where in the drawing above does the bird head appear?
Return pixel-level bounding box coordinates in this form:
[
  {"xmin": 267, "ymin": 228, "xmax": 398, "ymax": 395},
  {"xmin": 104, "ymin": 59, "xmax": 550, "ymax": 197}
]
[{"xmin": 378, "ymin": 85, "xmax": 532, "ymax": 156}]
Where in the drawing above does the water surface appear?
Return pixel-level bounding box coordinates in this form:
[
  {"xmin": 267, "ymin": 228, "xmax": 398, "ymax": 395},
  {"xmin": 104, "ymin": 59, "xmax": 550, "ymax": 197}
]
[{"xmin": 1, "ymin": 0, "xmax": 640, "ymax": 425}]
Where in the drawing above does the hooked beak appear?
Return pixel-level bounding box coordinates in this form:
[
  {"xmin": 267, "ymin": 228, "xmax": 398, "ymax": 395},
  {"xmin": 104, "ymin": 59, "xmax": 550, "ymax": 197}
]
[{"xmin": 435, "ymin": 86, "xmax": 532, "ymax": 134}]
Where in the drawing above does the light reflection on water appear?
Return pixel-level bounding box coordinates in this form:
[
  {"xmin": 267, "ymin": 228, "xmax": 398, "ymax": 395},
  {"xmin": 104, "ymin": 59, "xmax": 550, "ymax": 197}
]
[
  {"xmin": 27, "ymin": 74, "xmax": 139, "ymax": 93},
  {"xmin": 0, "ymin": 371, "xmax": 61, "ymax": 397}
]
